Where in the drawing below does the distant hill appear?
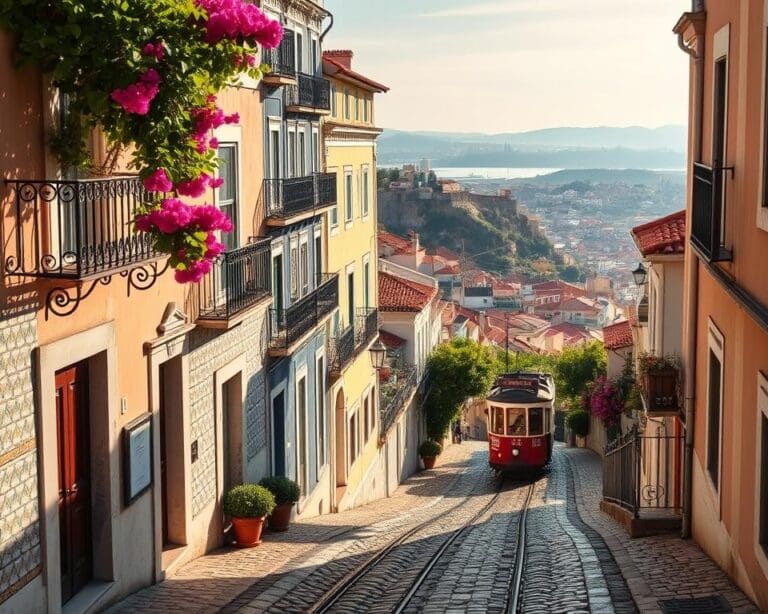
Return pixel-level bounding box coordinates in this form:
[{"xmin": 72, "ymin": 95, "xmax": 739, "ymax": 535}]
[
  {"xmin": 512, "ymin": 168, "xmax": 686, "ymax": 187},
  {"xmin": 377, "ymin": 125, "xmax": 687, "ymax": 169}
]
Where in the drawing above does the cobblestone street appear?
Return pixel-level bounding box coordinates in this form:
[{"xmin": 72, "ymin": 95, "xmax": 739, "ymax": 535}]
[{"xmin": 110, "ymin": 443, "xmax": 762, "ymax": 614}]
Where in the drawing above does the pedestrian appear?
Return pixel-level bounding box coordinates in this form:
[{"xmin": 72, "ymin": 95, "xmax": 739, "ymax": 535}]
[{"xmin": 453, "ymin": 421, "xmax": 462, "ymax": 444}]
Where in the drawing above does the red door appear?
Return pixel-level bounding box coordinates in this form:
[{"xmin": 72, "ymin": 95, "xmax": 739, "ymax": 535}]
[{"xmin": 55, "ymin": 363, "xmax": 92, "ymax": 604}]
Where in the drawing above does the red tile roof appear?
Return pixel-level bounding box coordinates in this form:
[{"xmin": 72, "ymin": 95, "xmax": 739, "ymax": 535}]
[
  {"xmin": 379, "ymin": 329, "xmax": 406, "ymax": 349},
  {"xmin": 323, "ymin": 52, "xmax": 389, "ymax": 93},
  {"xmin": 602, "ymin": 320, "xmax": 633, "ymax": 350},
  {"xmin": 378, "ymin": 272, "xmax": 437, "ymax": 312},
  {"xmin": 631, "ymin": 210, "xmax": 686, "ymax": 256}
]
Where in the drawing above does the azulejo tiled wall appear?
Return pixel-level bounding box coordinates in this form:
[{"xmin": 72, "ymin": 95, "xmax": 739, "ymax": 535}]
[
  {"xmin": 0, "ymin": 311, "xmax": 41, "ymax": 604},
  {"xmin": 187, "ymin": 308, "xmax": 270, "ymax": 518}
]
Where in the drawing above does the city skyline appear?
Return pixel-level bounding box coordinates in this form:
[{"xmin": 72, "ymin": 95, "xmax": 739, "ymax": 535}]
[{"xmin": 323, "ymin": 0, "xmax": 689, "ymax": 133}]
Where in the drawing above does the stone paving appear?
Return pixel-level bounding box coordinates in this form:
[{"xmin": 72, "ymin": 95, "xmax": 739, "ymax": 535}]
[
  {"xmin": 109, "ymin": 441, "xmax": 763, "ymax": 614},
  {"xmin": 562, "ymin": 446, "xmax": 762, "ymax": 614}
]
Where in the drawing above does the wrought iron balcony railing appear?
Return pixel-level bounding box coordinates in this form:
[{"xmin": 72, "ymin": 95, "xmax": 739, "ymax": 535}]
[
  {"xmin": 264, "ymin": 173, "xmax": 336, "ymax": 220},
  {"xmin": 285, "ymin": 73, "xmax": 331, "ymax": 110},
  {"xmin": 379, "ymin": 364, "xmax": 418, "ymax": 436},
  {"xmin": 197, "ymin": 237, "xmax": 272, "ymax": 322},
  {"xmin": 4, "ymin": 177, "xmax": 157, "ymax": 279},
  {"xmin": 262, "ymin": 29, "xmax": 295, "ymax": 79},
  {"xmin": 330, "ymin": 308, "xmax": 379, "ymax": 374},
  {"xmin": 270, "ymin": 272, "xmax": 339, "ymax": 350},
  {"xmin": 691, "ymin": 162, "xmax": 732, "ymax": 262}
]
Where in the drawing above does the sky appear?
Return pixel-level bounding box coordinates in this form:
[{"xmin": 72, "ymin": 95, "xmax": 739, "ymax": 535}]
[{"xmin": 322, "ymin": 0, "xmax": 690, "ymax": 134}]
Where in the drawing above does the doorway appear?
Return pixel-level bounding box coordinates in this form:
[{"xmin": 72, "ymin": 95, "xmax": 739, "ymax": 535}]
[
  {"xmin": 273, "ymin": 391, "xmax": 286, "ymax": 476},
  {"xmin": 221, "ymin": 373, "xmax": 243, "ymax": 495},
  {"xmin": 159, "ymin": 356, "xmax": 185, "ymax": 554},
  {"xmin": 335, "ymin": 389, "xmax": 347, "ymax": 488},
  {"xmin": 55, "ymin": 362, "xmax": 92, "ymax": 604}
]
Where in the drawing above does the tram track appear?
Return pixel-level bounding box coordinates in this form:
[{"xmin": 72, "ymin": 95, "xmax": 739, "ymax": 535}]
[
  {"xmin": 310, "ymin": 474, "xmax": 507, "ymax": 614},
  {"xmin": 505, "ymin": 479, "xmax": 536, "ymax": 613}
]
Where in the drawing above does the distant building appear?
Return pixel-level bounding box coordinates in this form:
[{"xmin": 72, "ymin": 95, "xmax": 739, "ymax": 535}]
[{"xmin": 419, "ymin": 158, "xmax": 431, "ymax": 172}]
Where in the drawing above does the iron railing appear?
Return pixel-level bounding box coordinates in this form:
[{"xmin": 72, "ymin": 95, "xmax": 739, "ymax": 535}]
[
  {"xmin": 264, "ymin": 173, "xmax": 337, "ymax": 219},
  {"xmin": 270, "ymin": 272, "xmax": 339, "ymax": 349},
  {"xmin": 197, "ymin": 237, "xmax": 271, "ymax": 321},
  {"xmin": 4, "ymin": 177, "xmax": 156, "ymax": 279},
  {"xmin": 691, "ymin": 162, "xmax": 732, "ymax": 262},
  {"xmin": 603, "ymin": 426, "xmax": 683, "ymax": 518},
  {"xmin": 262, "ymin": 29, "xmax": 295, "ymax": 78},
  {"xmin": 379, "ymin": 364, "xmax": 418, "ymax": 436},
  {"xmin": 285, "ymin": 73, "xmax": 331, "ymax": 110},
  {"xmin": 330, "ymin": 308, "xmax": 379, "ymax": 374}
]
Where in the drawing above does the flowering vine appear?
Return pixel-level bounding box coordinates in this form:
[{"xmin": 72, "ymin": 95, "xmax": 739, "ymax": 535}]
[
  {"xmin": 0, "ymin": 0, "xmax": 283, "ymax": 282},
  {"xmin": 587, "ymin": 376, "xmax": 624, "ymax": 428}
]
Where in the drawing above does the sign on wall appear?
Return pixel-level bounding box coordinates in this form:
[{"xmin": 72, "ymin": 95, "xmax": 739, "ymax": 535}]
[{"xmin": 123, "ymin": 413, "xmax": 153, "ymax": 506}]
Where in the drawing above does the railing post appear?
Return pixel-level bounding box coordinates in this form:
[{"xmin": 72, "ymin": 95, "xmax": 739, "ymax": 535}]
[{"xmin": 634, "ymin": 428, "xmax": 641, "ymax": 519}]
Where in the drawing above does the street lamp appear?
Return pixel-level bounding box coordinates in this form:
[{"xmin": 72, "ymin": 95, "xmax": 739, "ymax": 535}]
[
  {"xmin": 369, "ymin": 339, "xmax": 387, "ymax": 369},
  {"xmin": 632, "ymin": 262, "xmax": 648, "ymax": 286}
]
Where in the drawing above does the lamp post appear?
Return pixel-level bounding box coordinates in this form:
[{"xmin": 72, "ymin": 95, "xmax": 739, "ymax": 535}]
[
  {"xmin": 369, "ymin": 339, "xmax": 387, "ymax": 370},
  {"xmin": 632, "ymin": 262, "xmax": 648, "ymax": 287}
]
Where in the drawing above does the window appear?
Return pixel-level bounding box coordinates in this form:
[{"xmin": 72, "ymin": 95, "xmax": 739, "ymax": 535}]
[
  {"xmin": 362, "ymin": 167, "xmax": 369, "ymax": 217},
  {"xmin": 331, "ymin": 205, "xmax": 339, "ymax": 227},
  {"xmin": 298, "ymin": 129, "xmax": 306, "ymax": 177},
  {"xmin": 331, "ymin": 83, "xmax": 337, "ymax": 117},
  {"xmin": 290, "ymin": 245, "xmax": 298, "ymax": 298},
  {"xmin": 311, "ymin": 38, "xmax": 318, "ymax": 74},
  {"xmin": 490, "ymin": 406, "xmax": 504, "ymax": 435},
  {"xmin": 355, "ymin": 89, "xmax": 359, "ymax": 120},
  {"xmin": 363, "ymin": 95, "xmax": 369, "ymax": 122},
  {"xmin": 349, "ymin": 411, "xmax": 357, "ymax": 466},
  {"xmin": 344, "ymin": 88, "xmax": 350, "ymax": 119},
  {"xmin": 314, "ymin": 235, "xmax": 322, "ymax": 283},
  {"xmin": 506, "ymin": 407, "xmax": 526, "ymax": 436},
  {"xmin": 288, "ymin": 129, "xmax": 297, "ymax": 178},
  {"xmin": 369, "ymin": 389, "xmax": 376, "ymax": 434},
  {"xmin": 217, "ymin": 144, "xmax": 239, "ymax": 250},
  {"xmin": 317, "ymin": 356, "xmax": 325, "ymax": 468},
  {"xmin": 706, "ymin": 321, "xmax": 724, "ymax": 490},
  {"xmin": 347, "ymin": 270, "xmax": 354, "ymax": 328},
  {"xmin": 300, "ymin": 241, "xmax": 308, "ymax": 296},
  {"xmin": 345, "ymin": 172, "xmax": 353, "ymax": 222},
  {"xmin": 363, "ymin": 259, "xmax": 370, "ymax": 310},
  {"xmin": 528, "ymin": 408, "xmax": 544, "ymax": 435},
  {"xmin": 312, "ymin": 129, "xmax": 320, "ymax": 173},
  {"xmin": 363, "ymin": 395, "xmax": 370, "ymax": 444},
  {"xmin": 295, "ymin": 31, "xmax": 303, "ymax": 73}
]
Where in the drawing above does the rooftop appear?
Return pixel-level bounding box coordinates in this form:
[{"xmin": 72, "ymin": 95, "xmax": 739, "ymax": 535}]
[
  {"xmin": 602, "ymin": 320, "xmax": 634, "ymax": 350},
  {"xmin": 323, "ymin": 50, "xmax": 389, "ymax": 93},
  {"xmin": 631, "ymin": 210, "xmax": 686, "ymax": 257},
  {"xmin": 378, "ymin": 271, "xmax": 437, "ymax": 312}
]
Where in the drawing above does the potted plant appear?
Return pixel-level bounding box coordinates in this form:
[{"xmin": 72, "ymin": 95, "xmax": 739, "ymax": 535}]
[
  {"xmin": 259, "ymin": 476, "xmax": 300, "ymax": 532},
  {"xmin": 419, "ymin": 440, "xmax": 442, "ymax": 470},
  {"xmin": 638, "ymin": 353, "xmax": 680, "ymax": 413},
  {"xmin": 222, "ymin": 484, "xmax": 276, "ymax": 547},
  {"xmin": 565, "ymin": 409, "xmax": 590, "ymax": 447}
]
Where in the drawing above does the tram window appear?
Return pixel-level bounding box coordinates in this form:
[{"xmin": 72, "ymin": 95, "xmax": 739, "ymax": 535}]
[
  {"xmin": 528, "ymin": 408, "xmax": 544, "ymax": 436},
  {"xmin": 491, "ymin": 406, "xmax": 505, "ymax": 435},
  {"xmin": 506, "ymin": 407, "xmax": 526, "ymax": 436}
]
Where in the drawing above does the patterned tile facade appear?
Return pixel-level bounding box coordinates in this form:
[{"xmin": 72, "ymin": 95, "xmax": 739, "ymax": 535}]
[
  {"xmin": 187, "ymin": 308, "xmax": 270, "ymax": 518},
  {"xmin": 0, "ymin": 312, "xmax": 40, "ymax": 603}
]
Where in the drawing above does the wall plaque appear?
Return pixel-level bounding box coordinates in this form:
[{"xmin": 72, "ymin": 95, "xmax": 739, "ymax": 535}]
[{"xmin": 123, "ymin": 413, "xmax": 153, "ymax": 506}]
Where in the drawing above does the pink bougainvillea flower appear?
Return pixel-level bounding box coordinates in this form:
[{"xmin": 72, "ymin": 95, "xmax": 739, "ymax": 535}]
[
  {"xmin": 174, "ymin": 259, "xmax": 212, "ymax": 283},
  {"xmin": 176, "ymin": 173, "xmax": 212, "ymax": 198},
  {"xmin": 254, "ymin": 19, "xmax": 283, "ymax": 49},
  {"xmin": 209, "ymin": 176, "xmax": 224, "ymax": 188},
  {"xmin": 143, "ymin": 168, "xmax": 174, "ymax": 192},
  {"xmin": 190, "ymin": 203, "xmax": 233, "ymax": 232},
  {"xmin": 142, "ymin": 42, "xmax": 166, "ymax": 61},
  {"xmin": 204, "ymin": 232, "xmax": 226, "ymax": 259},
  {"xmin": 209, "ymin": 137, "xmax": 219, "ymax": 150},
  {"xmin": 224, "ymin": 112, "xmax": 239, "ymax": 125},
  {"xmin": 111, "ymin": 68, "xmax": 162, "ymax": 115},
  {"xmin": 196, "ymin": 0, "xmax": 283, "ymax": 48}
]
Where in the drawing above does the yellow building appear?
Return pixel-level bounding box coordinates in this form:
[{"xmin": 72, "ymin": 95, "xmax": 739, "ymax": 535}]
[{"xmin": 322, "ymin": 50, "xmax": 389, "ymax": 511}]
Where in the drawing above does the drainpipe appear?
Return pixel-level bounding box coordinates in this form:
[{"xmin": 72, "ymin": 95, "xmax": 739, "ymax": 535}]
[{"xmin": 677, "ymin": 3, "xmax": 704, "ymax": 539}]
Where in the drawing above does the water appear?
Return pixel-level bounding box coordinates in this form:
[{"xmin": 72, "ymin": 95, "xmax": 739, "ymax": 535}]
[{"xmin": 431, "ymin": 167, "xmax": 562, "ymax": 180}]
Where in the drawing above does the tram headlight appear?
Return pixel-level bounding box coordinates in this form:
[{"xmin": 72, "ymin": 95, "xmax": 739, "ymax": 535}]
[{"xmin": 512, "ymin": 448, "xmax": 520, "ymax": 457}]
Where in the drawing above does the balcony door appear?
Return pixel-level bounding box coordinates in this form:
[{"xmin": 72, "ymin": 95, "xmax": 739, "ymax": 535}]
[
  {"xmin": 347, "ymin": 271, "xmax": 355, "ymax": 329},
  {"xmin": 298, "ymin": 129, "xmax": 307, "ymax": 178},
  {"xmin": 712, "ymin": 56, "xmax": 728, "ymax": 246},
  {"xmin": 273, "ymin": 253, "xmax": 284, "ymax": 322},
  {"xmin": 218, "ymin": 144, "xmax": 239, "ymax": 251},
  {"xmin": 269, "ymin": 126, "xmax": 281, "ymax": 211},
  {"xmin": 288, "ymin": 129, "xmax": 297, "ymax": 178},
  {"xmin": 295, "ymin": 31, "xmax": 304, "ymax": 74}
]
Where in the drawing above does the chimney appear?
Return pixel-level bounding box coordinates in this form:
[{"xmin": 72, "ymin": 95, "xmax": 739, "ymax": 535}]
[
  {"xmin": 408, "ymin": 230, "xmax": 420, "ymax": 253},
  {"xmin": 479, "ymin": 310, "xmax": 488, "ymax": 333},
  {"xmin": 324, "ymin": 49, "xmax": 353, "ymax": 69}
]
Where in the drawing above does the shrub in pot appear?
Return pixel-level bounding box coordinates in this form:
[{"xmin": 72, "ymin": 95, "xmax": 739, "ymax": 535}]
[
  {"xmin": 419, "ymin": 439, "xmax": 442, "ymax": 470},
  {"xmin": 259, "ymin": 476, "xmax": 300, "ymax": 532},
  {"xmin": 565, "ymin": 409, "xmax": 590, "ymax": 440},
  {"xmin": 222, "ymin": 484, "xmax": 276, "ymax": 547}
]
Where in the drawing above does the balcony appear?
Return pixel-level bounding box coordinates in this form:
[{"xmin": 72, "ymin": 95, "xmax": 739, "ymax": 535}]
[
  {"xmin": 330, "ymin": 308, "xmax": 379, "ymax": 376},
  {"xmin": 270, "ymin": 272, "xmax": 339, "ymax": 354},
  {"xmin": 4, "ymin": 177, "xmax": 157, "ymax": 280},
  {"xmin": 264, "ymin": 173, "xmax": 336, "ymax": 226},
  {"xmin": 285, "ymin": 73, "xmax": 331, "ymax": 113},
  {"xmin": 197, "ymin": 237, "xmax": 272, "ymax": 327},
  {"xmin": 262, "ymin": 30, "xmax": 296, "ymax": 85},
  {"xmin": 691, "ymin": 162, "xmax": 732, "ymax": 263},
  {"xmin": 640, "ymin": 368, "xmax": 681, "ymax": 416},
  {"xmin": 379, "ymin": 364, "xmax": 418, "ymax": 437}
]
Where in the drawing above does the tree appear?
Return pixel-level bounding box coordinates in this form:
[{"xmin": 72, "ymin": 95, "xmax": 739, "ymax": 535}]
[
  {"xmin": 427, "ymin": 170, "xmax": 437, "ymax": 186},
  {"xmin": 388, "ymin": 168, "xmax": 400, "ymax": 182},
  {"xmin": 377, "ymin": 168, "xmax": 390, "ymax": 188},
  {"xmin": 554, "ymin": 342, "xmax": 607, "ymax": 406},
  {"xmin": 560, "ymin": 265, "xmax": 582, "ymax": 282},
  {"xmin": 425, "ymin": 338, "xmax": 497, "ymax": 439}
]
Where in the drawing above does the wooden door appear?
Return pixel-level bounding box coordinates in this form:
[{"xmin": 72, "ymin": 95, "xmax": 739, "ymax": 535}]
[{"xmin": 55, "ymin": 362, "xmax": 92, "ymax": 604}]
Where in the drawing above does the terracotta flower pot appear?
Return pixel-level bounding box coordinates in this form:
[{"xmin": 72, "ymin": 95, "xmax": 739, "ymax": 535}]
[
  {"xmin": 422, "ymin": 455, "xmax": 437, "ymax": 470},
  {"xmin": 268, "ymin": 503, "xmax": 294, "ymax": 532},
  {"xmin": 231, "ymin": 516, "xmax": 266, "ymax": 547}
]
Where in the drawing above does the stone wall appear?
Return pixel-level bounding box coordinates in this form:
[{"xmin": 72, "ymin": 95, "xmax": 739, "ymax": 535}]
[{"xmin": 0, "ymin": 310, "xmax": 41, "ymax": 604}]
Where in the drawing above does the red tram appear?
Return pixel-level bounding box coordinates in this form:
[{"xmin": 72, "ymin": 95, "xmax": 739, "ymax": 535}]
[{"xmin": 486, "ymin": 372, "xmax": 555, "ymax": 472}]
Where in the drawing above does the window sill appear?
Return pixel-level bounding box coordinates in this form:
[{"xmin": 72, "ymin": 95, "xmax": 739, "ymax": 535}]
[
  {"xmin": 345, "ymin": 221, "xmax": 353, "ymax": 230},
  {"xmin": 330, "ymin": 225, "xmax": 340, "ymax": 237}
]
